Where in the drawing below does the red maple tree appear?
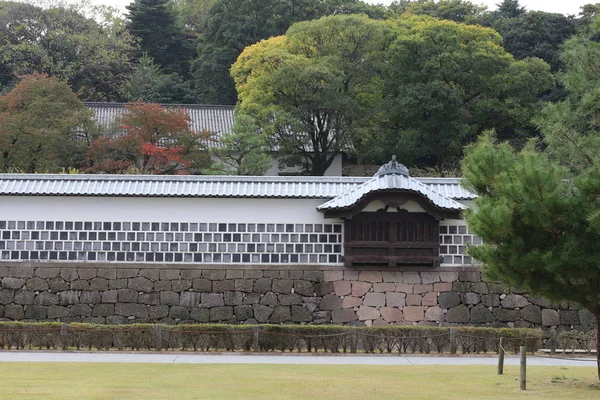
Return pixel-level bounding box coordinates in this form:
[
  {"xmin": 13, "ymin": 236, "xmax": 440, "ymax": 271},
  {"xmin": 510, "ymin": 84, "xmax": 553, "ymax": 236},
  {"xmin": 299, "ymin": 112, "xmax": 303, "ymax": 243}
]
[{"xmin": 86, "ymin": 102, "xmax": 212, "ymax": 174}]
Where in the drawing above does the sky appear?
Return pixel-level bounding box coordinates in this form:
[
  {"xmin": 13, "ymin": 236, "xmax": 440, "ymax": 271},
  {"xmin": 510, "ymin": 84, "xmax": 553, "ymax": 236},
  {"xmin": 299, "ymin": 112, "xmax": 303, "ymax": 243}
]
[{"xmin": 83, "ymin": 0, "xmax": 591, "ymax": 16}]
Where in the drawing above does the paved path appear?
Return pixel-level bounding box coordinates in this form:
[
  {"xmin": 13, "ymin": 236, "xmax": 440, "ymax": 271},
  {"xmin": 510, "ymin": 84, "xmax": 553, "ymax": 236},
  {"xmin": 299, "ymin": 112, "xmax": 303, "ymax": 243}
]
[{"xmin": 0, "ymin": 351, "xmax": 595, "ymax": 366}]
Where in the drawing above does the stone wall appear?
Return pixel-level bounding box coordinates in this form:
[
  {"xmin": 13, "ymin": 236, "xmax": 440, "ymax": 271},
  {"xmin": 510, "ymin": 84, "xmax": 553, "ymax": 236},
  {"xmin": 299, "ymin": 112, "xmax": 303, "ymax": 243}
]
[{"xmin": 0, "ymin": 263, "xmax": 595, "ymax": 331}]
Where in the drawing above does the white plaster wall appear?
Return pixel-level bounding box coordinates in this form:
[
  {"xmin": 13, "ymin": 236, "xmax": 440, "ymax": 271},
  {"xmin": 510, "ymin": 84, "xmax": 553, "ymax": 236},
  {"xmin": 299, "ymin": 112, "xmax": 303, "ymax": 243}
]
[{"xmin": 0, "ymin": 196, "xmax": 342, "ymax": 224}]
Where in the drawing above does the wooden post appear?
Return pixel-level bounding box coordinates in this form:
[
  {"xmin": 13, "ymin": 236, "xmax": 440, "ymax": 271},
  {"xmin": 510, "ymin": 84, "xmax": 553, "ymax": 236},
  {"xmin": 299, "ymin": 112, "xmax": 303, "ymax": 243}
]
[
  {"xmin": 253, "ymin": 325, "xmax": 260, "ymax": 352},
  {"xmin": 550, "ymin": 329, "xmax": 556, "ymax": 355},
  {"xmin": 351, "ymin": 328, "xmax": 358, "ymax": 354},
  {"xmin": 449, "ymin": 328, "xmax": 457, "ymax": 354},
  {"xmin": 154, "ymin": 325, "xmax": 162, "ymax": 351},
  {"xmin": 520, "ymin": 345, "xmax": 527, "ymax": 390},
  {"xmin": 497, "ymin": 337, "xmax": 505, "ymax": 375},
  {"xmin": 60, "ymin": 323, "xmax": 68, "ymax": 351}
]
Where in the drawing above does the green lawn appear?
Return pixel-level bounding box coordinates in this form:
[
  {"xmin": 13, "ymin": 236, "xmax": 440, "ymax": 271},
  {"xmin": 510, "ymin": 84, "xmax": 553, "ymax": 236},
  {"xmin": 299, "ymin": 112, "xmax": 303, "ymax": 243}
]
[{"xmin": 0, "ymin": 363, "xmax": 597, "ymax": 399}]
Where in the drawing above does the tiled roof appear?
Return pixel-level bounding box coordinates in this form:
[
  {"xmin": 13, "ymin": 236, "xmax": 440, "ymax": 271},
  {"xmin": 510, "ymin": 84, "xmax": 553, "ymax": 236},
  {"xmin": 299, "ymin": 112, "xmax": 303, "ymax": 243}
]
[
  {"xmin": 85, "ymin": 103, "xmax": 235, "ymax": 148},
  {"xmin": 0, "ymin": 174, "xmax": 475, "ymax": 200},
  {"xmin": 317, "ymin": 173, "xmax": 467, "ymax": 212}
]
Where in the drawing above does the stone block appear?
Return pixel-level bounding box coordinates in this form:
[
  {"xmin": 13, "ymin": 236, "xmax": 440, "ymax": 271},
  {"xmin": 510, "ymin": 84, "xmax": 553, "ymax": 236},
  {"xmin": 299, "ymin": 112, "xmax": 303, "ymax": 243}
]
[
  {"xmin": 528, "ymin": 296, "xmax": 552, "ymax": 308},
  {"xmin": 14, "ymin": 291, "xmax": 34, "ymax": 305},
  {"xmin": 59, "ymin": 291, "xmax": 80, "ymax": 306},
  {"xmin": 520, "ymin": 305, "xmax": 542, "ymax": 324},
  {"xmin": 128, "ymin": 277, "xmax": 154, "ymax": 293},
  {"xmin": 4, "ymin": 304, "xmax": 24, "ymax": 319},
  {"xmin": 223, "ymin": 291, "xmax": 244, "ymax": 306},
  {"xmin": 9, "ymin": 266, "xmax": 34, "ymax": 278},
  {"xmin": 70, "ymin": 304, "xmax": 92, "ymax": 317},
  {"xmin": 438, "ymin": 292, "xmax": 461, "ymax": 309},
  {"xmin": 116, "ymin": 303, "xmax": 148, "ymax": 318},
  {"xmin": 71, "ymin": 280, "xmax": 90, "ymax": 291},
  {"xmin": 403, "ymin": 306, "xmax": 424, "ymax": 322},
  {"xmin": 263, "ymin": 270, "xmax": 279, "ymax": 278},
  {"xmin": 159, "ymin": 291, "xmax": 180, "ymax": 306},
  {"xmin": 170, "ymin": 306, "xmax": 190, "ymax": 320},
  {"xmin": 138, "ymin": 269, "xmax": 159, "ymax": 281},
  {"xmin": 188, "ymin": 307, "xmax": 208, "ymax": 322},
  {"xmin": 35, "ymin": 292, "xmax": 59, "ymax": 306},
  {"xmin": 192, "ymin": 278, "xmax": 212, "ymax": 292},
  {"xmin": 97, "ymin": 268, "xmax": 117, "ymax": 280},
  {"xmin": 252, "ymin": 304, "xmax": 274, "ymax": 323},
  {"xmin": 560, "ymin": 310, "xmax": 580, "ymax": 326},
  {"xmin": 425, "ymin": 306, "xmax": 444, "ymax": 322},
  {"xmin": 356, "ymin": 305, "xmax": 380, "ymax": 321},
  {"xmin": 303, "ymin": 270, "xmax": 324, "ymax": 282},
  {"xmin": 116, "ymin": 269, "xmax": 139, "ymax": 279},
  {"xmin": 500, "ymin": 294, "xmax": 529, "ymax": 309},
  {"xmin": 77, "ymin": 268, "xmax": 97, "ymax": 280},
  {"xmin": 0, "ymin": 289, "xmax": 14, "ymax": 305},
  {"xmin": 244, "ymin": 270, "xmax": 263, "ymax": 279},
  {"xmin": 291, "ymin": 306, "xmax": 312, "ymax": 322},
  {"xmin": 243, "ymin": 293, "xmax": 261, "ymax": 305},
  {"xmin": 260, "ymin": 292, "xmax": 278, "ymax": 306},
  {"xmin": 101, "ymin": 290, "xmax": 118, "ymax": 303},
  {"xmin": 138, "ymin": 292, "xmax": 160, "ymax": 305},
  {"xmin": 279, "ymin": 270, "xmax": 304, "ymax": 280},
  {"xmin": 254, "ymin": 278, "xmax": 272, "ymax": 293},
  {"xmin": 481, "ymin": 294, "xmax": 500, "ymax": 307},
  {"xmin": 381, "ymin": 271, "xmax": 403, "ymax": 283},
  {"xmin": 385, "ymin": 292, "xmax": 406, "ymax": 307},
  {"xmin": 458, "ymin": 271, "xmax": 480, "ymax": 283},
  {"xmin": 294, "ymin": 280, "xmax": 314, "ymax": 297},
  {"xmin": 83, "ymin": 317, "xmax": 105, "ymax": 324},
  {"xmin": 108, "ymin": 279, "xmax": 127, "ymax": 290},
  {"xmin": 333, "ymin": 281, "xmax": 350, "ymax": 296},
  {"xmin": 351, "ymin": 281, "xmax": 371, "ymax": 297},
  {"xmin": 579, "ymin": 309, "xmax": 598, "ymax": 327},
  {"xmin": 433, "ymin": 282, "xmax": 452, "ymax": 292},
  {"xmin": 302, "ymin": 297, "xmax": 320, "ymax": 312},
  {"xmin": 232, "ymin": 279, "xmax": 252, "ymax": 293},
  {"xmin": 26, "ymin": 278, "xmax": 49, "ymax": 291},
  {"xmin": 171, "ymin": 280, "xmax": 192, "ymax": 292},
  {"xmin": 203, "ymin": 270, "xmax": 226, "ymax": 280},
  {"xmin": 446, "ymin": 305, "xmax": 469, "ymax": 323},
  {"xmin": 332, "ymin": 309, "xmax": 357, "ymax": 324},
  {"xmin": 402, "ymin": 272, "xmax": 421, "ymax": 284},
  {"xmin": 314, "ymin": 282, "xmax": 333, "ymax": 296},
  {"xmin": 413, "ymin": 284, "xmax": 433, "ymax": 294},
  {"xmin": 359, "ymin": 271, "xmax": 382, "ymax": 283},
  {"xmin": 380, "ymin": 307, "xmax": 404, "ymax": 322},
  {"xmin": 201, "ymin": 293, "xmax": 224, "ymax": 307},
  {"xmin": 117, "ymin": 289, "xmax": 138, "ymax": 303},
  {"xmin": 279, "ymin": 293, "xmax": 303, "ymax": 306},
  {"xmin": 463, "ymin": 293, "xmax": 480, "ymax": 305},
  {"xmin": 35, "ymin": 268, "xmax": 60, "ymax": 279},
  {"xmin": 60, "ymin": 268, "xmax": 78, "ymax": 282},
  {"xmin": 452, "ymin": 281, "xmax": 471, "ymax": 293},
  {"xmin": 420, "ymin": 272, "xmax": 440, "ymax": 285},
  {"xmin": 89, "ymin": 278, "xmax": 108, "ymax": 291},
  {"xmin": 47, "ymin": 305, "xmax": 69, "ymax": 319},
  {"xmin": 234, "ymin": 305, "xmax": 253, "ymax": 321},
  {"xmin": 319, "ymin": 294, "xmax": 342, "ymax": 310},
  {"xmin": 270, "ymin": 306, "xmax": 291, "ymax": 323},
  {"xmin": 180, "ymin": 292, "xmax": 202, "ymax": 307},
  {"xmin": 470, "ymin": 282, "xmax": 489, "ymax": 294},
  {"xmin": 344, "ymin": 270, "xmax": 359, "ymax": 281},
  {"xmin": 313, "ymin": 310, "xmax": 331, "ymax": 324},
  {"xmin": 364, "ymin": 293, "xmax": 386, "ymax": 307},
  {"xmin": 2, "ymin": 278, "xmax": 26, "ymax": 290},
  {"xmin": 470, "ymin": 304, "xmax": 494, "ymax": 324},
  {"xmin": 406, "ymin": 294, "xmax": 421, "ymax": 306},
  {"xmin": 92, "ymin": 304, "xmax": 114, "ymax": 317},
  {"xmin": 153, "ymin": 280, "xmax": 171, "ymax": 292},
  {"xmin": 372, "ymin": 319, "xmax": 389, "ymax": 326},
  {"xmin": 80, "ymin": 291, "xmax": 102, "ymax": 304},
  {"xmin": 394, "ymin": 283, "xmax": 412, "ymax": 294},
  {"xmin": 493, "ymin": 308, "xmax": 520, "ymax": 322},
  {"xmin": 342, "ymin": 296, "xmax": 362, "ymax": 308},
  {"xmin": 422, "ymin": 292, "xmax": 437, "ymax": 306},
  {"xmin": 210, "ymin": 306, "xmax": 234, "ymax": 322},
  {"xmin": 47, "ymin": 278, "xmax": 69, "ymax": 293},
  {"xmin": 272, "ymin": 279, "xmax": 293, "ymax": 294},
  {"xmin": 439, "ymin": 271, "xmax": 459, "ymax": 282},
  {"xmin": 324, "ymin": 270, "xmax": 343, "ymax": 282},
  {"xmin": 149, "ymin": 305, "xmax": 169, "ymax": 320},
  {"xmin": 373, "ymin": 283, "xmax": 395, "ymax": 293},
  {"xmin": 180, "ymin": 270, "xmax": 202, "ymax": 280}
]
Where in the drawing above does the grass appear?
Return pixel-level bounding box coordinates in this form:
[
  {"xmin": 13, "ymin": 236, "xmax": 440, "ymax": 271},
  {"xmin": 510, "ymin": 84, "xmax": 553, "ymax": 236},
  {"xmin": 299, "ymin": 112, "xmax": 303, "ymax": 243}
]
[{"xmin": 0, "ymin": 363, "xmax": 597, "ymax": 399}]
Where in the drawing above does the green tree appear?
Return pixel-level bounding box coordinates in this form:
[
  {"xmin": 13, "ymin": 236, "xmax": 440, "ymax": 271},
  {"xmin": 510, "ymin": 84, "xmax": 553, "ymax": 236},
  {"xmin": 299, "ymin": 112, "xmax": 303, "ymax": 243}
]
[
  {"xmin": 0, "ymin": 74, "xmax": 92, "ymax": 172},
  {"xmin": 193, "ymin": 0, "xmax": 387, "ymax": 105},
  {"xmin": 494, "ymin": 0, "xmax": 525, "ymax": 19},
  {"xmin": 126, "ymin": 0, "xmax": 195, "ymax": 77},
  {"xmin": 206, "ymin": 113, "xmax": 272, "ymax": 175},
  {"xmin": 232, "ymin": 14, "xmax": 391, "ymax": 175},
  {"xmin": 172, "ymin": 0, "xmax": 217, "ymax": 32},
  {"xmin": 371, "ymin": 16, "xmax": 554, "ymax": 170},
  {"xmin": 391, "ymin": 0, "xmax": 487, "ymax": 23},
  {"xmin": 0, "ymin": 1, "xmax": 137, "ymax": 101},
  {"xmin": 120, "ymin": 55, "xmax": 197, "ymax": 103}
]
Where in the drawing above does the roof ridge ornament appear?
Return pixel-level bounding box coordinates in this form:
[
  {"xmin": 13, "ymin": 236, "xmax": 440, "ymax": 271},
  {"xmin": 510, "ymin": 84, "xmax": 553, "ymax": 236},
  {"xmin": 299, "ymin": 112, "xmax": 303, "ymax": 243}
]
[{"xmin": 374, "ymin": 155, "xmax": 409, "ymax": 177}]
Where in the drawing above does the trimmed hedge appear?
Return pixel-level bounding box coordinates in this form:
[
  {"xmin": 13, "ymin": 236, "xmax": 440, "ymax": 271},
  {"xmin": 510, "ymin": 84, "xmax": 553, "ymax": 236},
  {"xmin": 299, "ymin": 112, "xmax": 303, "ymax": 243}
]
[{"xmin": 0, "ymin": 322, "xmax": 545, "ymax": 354}]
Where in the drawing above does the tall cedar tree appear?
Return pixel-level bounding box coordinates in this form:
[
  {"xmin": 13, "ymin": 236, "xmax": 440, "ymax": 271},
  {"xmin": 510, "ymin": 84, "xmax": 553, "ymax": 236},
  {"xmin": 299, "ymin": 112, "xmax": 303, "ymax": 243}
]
[
  {"xmin": 126, "ymin": 0, "xmax": 194, "ymax": 77},
  {"xmin": 86, "ymin": 102, "xmax": 211, "ymax": 174},
  {"xmin": 0, "ymin": 74, "xmax": 92, "ymax": 172}
]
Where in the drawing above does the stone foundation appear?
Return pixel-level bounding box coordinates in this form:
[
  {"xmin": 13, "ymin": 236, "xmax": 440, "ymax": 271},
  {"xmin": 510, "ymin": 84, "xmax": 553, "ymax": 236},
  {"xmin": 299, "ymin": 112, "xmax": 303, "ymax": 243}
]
[{"xmin": 0, "ymin": 263, "xmax": 596, "ymax": 331}]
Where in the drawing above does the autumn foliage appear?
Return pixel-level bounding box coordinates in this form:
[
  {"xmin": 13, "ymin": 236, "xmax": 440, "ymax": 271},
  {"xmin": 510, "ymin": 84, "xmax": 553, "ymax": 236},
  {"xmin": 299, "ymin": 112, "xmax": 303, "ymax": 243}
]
[{"xmin": 86, "ymin": 102, "xmax": 212, "ymax": 174}]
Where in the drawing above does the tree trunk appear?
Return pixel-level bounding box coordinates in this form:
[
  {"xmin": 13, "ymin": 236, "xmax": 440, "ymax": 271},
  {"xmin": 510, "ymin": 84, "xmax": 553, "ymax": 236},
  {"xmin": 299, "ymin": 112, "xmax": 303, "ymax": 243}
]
[{"xmin": 593, "ymin": 309, "xmax": 600, "ymax": 381}]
